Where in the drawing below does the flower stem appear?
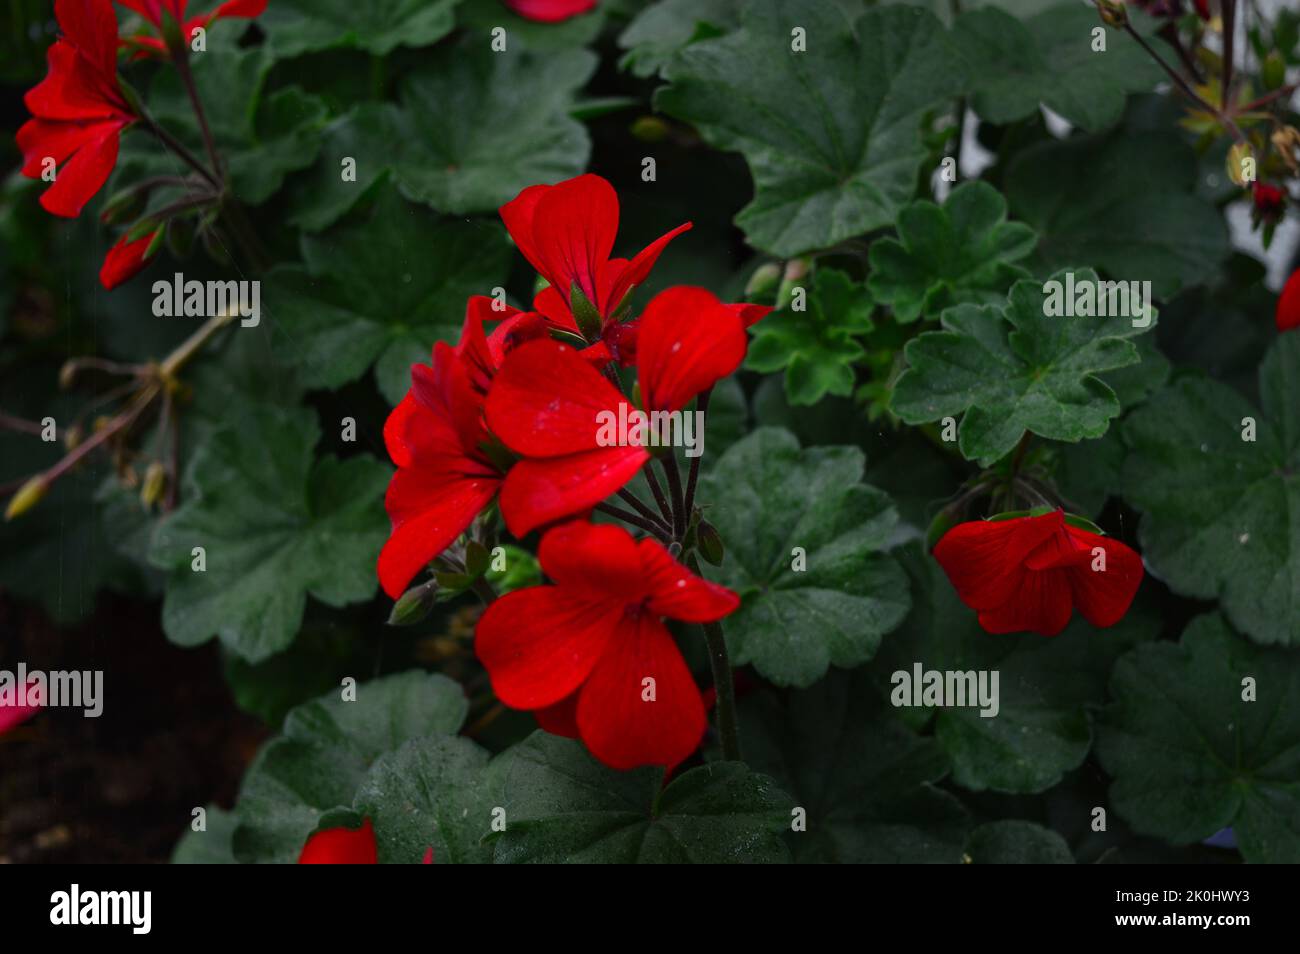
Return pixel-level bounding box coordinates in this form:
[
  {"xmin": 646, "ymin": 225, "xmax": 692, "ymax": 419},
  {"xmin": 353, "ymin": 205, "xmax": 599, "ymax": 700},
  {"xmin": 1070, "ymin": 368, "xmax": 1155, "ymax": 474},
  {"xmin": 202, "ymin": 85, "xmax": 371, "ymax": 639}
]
[
  {"xmin": 138, "ymin": 112, "xmax": 220, "ymax": 190},
  {"xmin": 642, "ymin": 463, "xmax": 674, "ymax": 524},
  {"xmin": 471, "ymin": 577, "xmax": 499, "ymax": 606},
  {"xmin": 595, "ymin": 502, "xmax": 671, "ymax": 541},
  {"xmin": 173, "ymin": 49, "xmax": 224, "ymax": 183},
  {"xmin": 660, "ymin": 454, "xmax": 686, "ymax": 541},
  {"xmin": 687, "ymin": 552, "xmax": 740, "ymax": 762},
  {"xmin": 615, "ymin": 488, "xmax": 673, "ymax": 533},
  {"xmin": 682, "ymin": 388, "xmax": 710, "ymax": 518}
]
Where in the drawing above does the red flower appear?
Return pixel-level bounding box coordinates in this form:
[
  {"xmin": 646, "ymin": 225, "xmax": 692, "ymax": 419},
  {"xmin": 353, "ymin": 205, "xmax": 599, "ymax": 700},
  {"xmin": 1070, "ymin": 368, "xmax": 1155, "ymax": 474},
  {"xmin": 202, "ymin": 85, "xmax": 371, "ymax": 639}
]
[
  {"xmin": 1277, "ymin": 268, "xmax": 1300, "ymax": 333},
  {"xmin": 933, "ymin": 509, "xmax": 1144, "ymax": 637},
  {"xmin": 99, "ymin": 227, "xmax": 161, "ymax": 289},
  {"xmin": 17, "ymin": 0, "xmax": 136, "ymax": 218},
  {"xmin": 502, "ymin": 0, "xmax": 598, "ymax": 24},
  {"xmin": 298, "ymin": 819, "xmax": 378, "ymax": 864},
  {"xmin": 0, "ymin": 679, "xmax": 43, "ymax": 736},
  {"xmin": 475, "ymin": 520, "xmax": 738, "ymax": 770},
  {"xmin": 1252, "ymin": 181, "xmax": 1286, "ymax": 228},
  {"xmin": 117, "ymin": 0, "xmax": 267, "ymax": 57},
  {"xmin": 485, "ymin": 285, "xmax": 749, "ymax": 537},
  {"xmin": 499, "ymin": 174, "xmax": 691, "ymax": 337}
]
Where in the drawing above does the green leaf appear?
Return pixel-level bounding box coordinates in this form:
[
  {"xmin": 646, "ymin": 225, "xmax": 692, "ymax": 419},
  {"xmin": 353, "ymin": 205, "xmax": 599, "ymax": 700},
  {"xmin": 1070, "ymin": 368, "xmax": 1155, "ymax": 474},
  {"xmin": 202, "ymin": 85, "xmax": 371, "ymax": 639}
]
[
  {"xmin": 171, "ymin": 805, "xmax": 238, "ymax": 864},
  {"xmin": 353, "ymin": 736, "xmax": 494, "ymax": 864},
  {"xmin": 1097, "ymin": 613, "xmax": 1300, "ymax": 863},
  {"xmin": 1006, "ymin": 131, "xmax": 1229, "ymax": 297},
  {"xmin": 872, "ymin": 544, "xmax": 1157, "ymax": 794},
  {"xmin": 890, "ymin": 268, "xmax": 1152, "ymax": 466},
  {"xmin": 953, "ymin": 5, "xmax": 1161, "ymax": 133},
  {"xmin": 261, "ymin": 0, "xmax": 461, "ymax": 57},
  {"xmin": 617, "ymin": 0, "xmax": 742, "ymax": 77},
  {"xmin": 269, "ymin": 184, "xmax": 513, "ymax": 404},
  {"xmin": 866, "ymin": 181, "xmax": 1037, "ymax": 324},
  {"xmin": 289, "ymin": 41, "xmax": 596, "ymax": 230},
  {"xmin": 115, "ymin": 39, "xmax": 326, "ymax": 206},
  {"xmin": 148, "ymin": 404, "xmax": 389, "ymax": 662},
  {"xmin": 1120, "ymin": 334, "xmax": 1300, "ymax": 647},
  {"xmin": 656, "ymin": 0, "xmax": 965, "ymax": 256},
  {"xmin": 966, "ymin": 820, "xmax": 1074, "ymax": 863},
  {"xmin": 735, "ymin": 668, "xmax": 970, "ymax": 862},
  {"xmin": 491, "ymin": 732, "xmax": 794, "ymax": 863},
  {"xmin": 746, "ymin": 268, "xmax": 875, "ymax": 405},
  {"xmin": 232, "ymin": 672, "xmax": 468, "ymax": 863},
  {"xmin": 698, "ymin": 427, "xmax": 910, "ymax": 687}
]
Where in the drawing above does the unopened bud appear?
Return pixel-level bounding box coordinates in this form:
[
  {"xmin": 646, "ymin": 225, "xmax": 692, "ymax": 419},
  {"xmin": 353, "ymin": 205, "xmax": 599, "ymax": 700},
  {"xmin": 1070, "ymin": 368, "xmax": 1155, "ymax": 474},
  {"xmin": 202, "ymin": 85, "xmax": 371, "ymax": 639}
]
[
  {"xmin": 140, "ymin": 461, "xmax": 167, "ymax": 508},
  {"xmin": 1095, "ymin": 0, "xmax": 1127, "ymax": 28},
  {"xmin": 569, "ymin": 283, "xmax": 603, "ymax": 342},
  {"xmin": 388, "ymin": 579, "xmax": 439, "ymax": 627},
  {"xmin": 5, "ymin": 476, "xmax": 48, "ymax": 521},
  {"xmin": 1226, "ymin": 141, "xmax": 1255, "ymax": 188},
  {"xmin": 630, "ymin": 116, "xmax": 669, "ymax": 143},
  {"xmin": 1263, "ymin": 52, "xmax": 1286, "ymax": 92},
  {"xmin": 744, "ymin": 262, "xmax": 782, "ymax": 301},
  {"xmin": 696, "ymin": 520, "xmax": 725, "ymax": 566}
]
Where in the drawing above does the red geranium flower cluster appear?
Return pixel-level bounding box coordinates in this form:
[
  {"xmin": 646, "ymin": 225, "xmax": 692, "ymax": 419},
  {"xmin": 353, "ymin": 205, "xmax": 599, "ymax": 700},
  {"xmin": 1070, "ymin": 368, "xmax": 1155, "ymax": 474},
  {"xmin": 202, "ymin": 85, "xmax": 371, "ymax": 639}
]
[
  {"xmin": 933, "ymin": 509, "xmax": 1144, "ymax": 637},
  {"xmin": 18, "ymin": 0, "xmax": 267, "ymax": 289},
  {"xmin": 380, "ymin": 174, "xmax": 768, "ymax": 770}
]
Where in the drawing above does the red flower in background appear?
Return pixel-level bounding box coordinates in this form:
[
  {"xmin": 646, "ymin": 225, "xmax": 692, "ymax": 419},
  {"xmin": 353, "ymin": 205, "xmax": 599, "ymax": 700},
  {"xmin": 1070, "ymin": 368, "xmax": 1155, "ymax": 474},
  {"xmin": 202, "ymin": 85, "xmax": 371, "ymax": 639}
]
[
  {"xmin": 476, "ymin": 521, "xmax": 738, "ymax": 770},
  {"xmin": 933, "ymin": 509, "xmax": 1144, "ymax": 637},
  {"xmin": 1278, "ymin": 268, "xmax": 1300, "ymax": 333},
  {"xmin": 298, "ymin": 819, "xmax": 378, "ymax": 864},
  {"xmin": 117, "ymin": 0, "xmax": 267, "ymax": 57},
  {"xmin": 99, "ymin": 227, "xmax": 161, "ymax": 289},
  {"xmin": 0, "ymin": 679, "xmax": 43, "ymax": 736},
  {"xmin": 17, "ymin": 0, "xmax": 136, "ymax": 218},
  {"xmin": 485, "ymin": 286, "xmax": 750, "ymax": 537},
  {"xmin": 503, "ymin": 0, "xmax": 598, "ymax": 24},
  {"xmin": 499, "ymin": 174, "xmax": 691, "ymax": 339}
]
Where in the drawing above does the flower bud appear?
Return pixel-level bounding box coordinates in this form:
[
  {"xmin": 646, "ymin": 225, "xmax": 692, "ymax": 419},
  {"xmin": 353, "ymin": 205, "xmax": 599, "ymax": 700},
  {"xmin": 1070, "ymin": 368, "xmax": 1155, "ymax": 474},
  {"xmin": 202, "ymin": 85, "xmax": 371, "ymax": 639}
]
[
  {"xmin": 387, "ymin": 579, "xmax": 439, "ymax": 626},
  {"xmin": 5, "ymin": 476, "xmax": 49, "ymax": 521},
  {"xmin": 630, "ymin": 116, "xmax": 669, "ymax": 143},
  {"xmin": 140, "ymin": 461, "xmax": 167, "ymax": 508},
  {"xmin": 569, "ymin": 282, "xmax": 604, "ymax": 342},
  {"xmin": 696, "ymin": 520, "xmax": 725, "ymax": 566},
  {"xmin": 1095, "ymin": 0, "xmax": 1127, "ymax": 28},
  {"xmin": 1226, "ymin": 141, "xmax": 1255, "ymax": 188},
  {"xmin": 744, "ymin": 262, "xmax": 782, "ymax": 301},
  {"xmin": 1263, "ymin": 51, "xmax": 1286, "ymax": 92}
]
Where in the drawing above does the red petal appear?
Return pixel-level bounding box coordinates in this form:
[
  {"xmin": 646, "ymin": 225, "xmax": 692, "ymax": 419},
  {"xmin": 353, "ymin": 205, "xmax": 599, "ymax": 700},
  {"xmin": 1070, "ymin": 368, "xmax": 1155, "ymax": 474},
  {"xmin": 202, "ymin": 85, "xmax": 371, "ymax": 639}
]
[
  {"xmin": 212, "ymin": 0, "xmax": 266, "ymax": 19},
  {"xmin": 532, "ymin": 284, "xmax": 579, "ymax": 334},
  {"xmin": 976, "ymin": 569, "xmax": 1074, "ymax": 636},
  {"xmin": 57, "ymin": 0, "xmax": 123, "ymax": 77},
  {"xmin": 99, "ymin": 229, "xmax": 159, "ymax": 290},
  {"xmin": 605, "ymin": 222, "xmax": 692, "ymax": 314},
  {"xmin": 378, "ymin": 466, "xmax": 499, "ymax": 599},
  {"xmin": 534, "ymin": 689, "xmax": 580, "ymax": 738},
  {"xmin": 637, "ymin": 286, "xmax": 747, "ymax": 413},
  {"xmin": 639, "ymin": 538, "xmax": 739, "ymax": 622},
  {"xmin": 538, "ymin": 520, "xmax": 649, "ymax": 602},
  {"xmin": 0, "ymin": 679, "xmax": 43, "ymax": 735},
  {"xmin": 37, "ymin": 123, "xmax": 122, "ymax": 218},
  {"xmin": 503, "ymin": 0, "xmax": 598, "ymax": 22},
  {"xmin": 727, "ymin": 302, "xmax": 773, "ymax": 328},
  {"xmin": 456, "ymin": 294, "xmax": 521, "ymax": 392},
  {"xmin": 1064, "ymin": 529, "xmax": 1145, "ymax": 628},
  {"xmin": 298, "ymin": 819, "xmax": 378, "ymax": 864},
  {"xmin": 498, "ymin": 446, "xmax": 648, "ymax": 538},
  {"xmin": 499, "ymin": 175, "xmax": 618, "ymax": 308},
  {"xmin": 485, "ymin": 339, "xmax": 624, "ymax": 457},
  {"xmin": 1277, "ymin": 268, "xmax": 1300, "ymax": 333},
  {"xmin": 476, "ymin": 586, "xmax": 620, "ymax": 709},
  {"xmin": 577, "ymin": 613, "xmax": 706, "ymax": 770},
  {"xmin": 932, "ymin": 511, "xmax": 1064, "ymax": 612}
]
